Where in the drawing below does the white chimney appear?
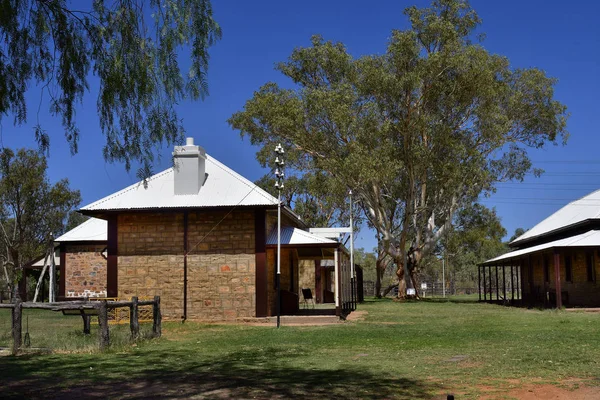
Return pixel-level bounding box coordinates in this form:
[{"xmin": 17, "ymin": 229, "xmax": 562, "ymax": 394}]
[{"xmin": 173, "ymin": 137, "xmax": 206, "ymax": 195}]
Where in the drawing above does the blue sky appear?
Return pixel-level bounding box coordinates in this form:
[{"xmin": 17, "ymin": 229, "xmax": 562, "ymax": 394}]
[{"xmin": 2, "ymin": 0, "xmax": 599, "ymax": 252}]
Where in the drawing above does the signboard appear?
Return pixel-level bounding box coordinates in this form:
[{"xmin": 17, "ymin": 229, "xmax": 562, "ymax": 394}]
[
  {"xmin": 407, "ymin": 288, "xmax": 416, "ymax": 296},
  {"xmin": 421, "ymin": 283, "xmax": 427, "ymax": 290}
]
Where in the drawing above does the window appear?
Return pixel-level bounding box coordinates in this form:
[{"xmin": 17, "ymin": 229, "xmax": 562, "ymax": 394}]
[
  {"xmin": 565, "ymin": 254, "xmax": 573, "ymax": 282},
  {"xmin": 543, "ymin": 256, "xmax": 550, "ymax": 283},
  {"xmin": 586, "ymin": 252, "xmax": 595, "ymax": 282}
]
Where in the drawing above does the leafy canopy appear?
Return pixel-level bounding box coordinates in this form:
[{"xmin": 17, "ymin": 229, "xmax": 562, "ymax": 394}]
[
  {"xmin": 0, "ymin": 0, "xmax": 221, "ymax": 178},
  {"xmin": 0, "ymin": 148, "xmax": 81, "ymax": 295},
  {"xmin": 229, "ymin": 0, "xmax": 568, "ymax": 293}
]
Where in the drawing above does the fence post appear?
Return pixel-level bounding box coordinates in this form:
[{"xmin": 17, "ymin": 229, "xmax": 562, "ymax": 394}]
[
  {"xmin": 152, "ymin": 296, "xmax": 161, "ymax": 338},
  {"xmin": 12, "ymin": 300, "xmax": 22, "ymax": 355},
  {"xmin": 82, "ymin": 314, "xmax": 91, "ymax": 335},
  {"xmin": 130, "ymin": 296, "xmax": 139, "ymax": 340},
  {"xmin": 82, "ymin": 296, "xmax": 91, "ymax": 335},
  {"xmin": 98, "ymin": 300, "xmax": 110, "ymax": 350}
]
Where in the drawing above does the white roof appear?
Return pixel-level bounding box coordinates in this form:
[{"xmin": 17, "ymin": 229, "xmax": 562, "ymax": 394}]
[
  {"xmin": 55, "ymin": 217, "xmax": 107, "ymax": 242},
  {"xmin": 511, "ymin": 189, "xmax": 600, "ymax": 245},
  {"xmin": 31, "ymin": 248, "xmax": 60, "ymax": 267},
  {"xmin": 82, "ymin": 155, "xmax": 278, "ymax": 211},
  {"xmin": 267, "ymin": 227, "xmax": 338, "ymax": 246},
  {"xmin": 484, "ymin": 230, "xmax": 600, "ymax": 265}
]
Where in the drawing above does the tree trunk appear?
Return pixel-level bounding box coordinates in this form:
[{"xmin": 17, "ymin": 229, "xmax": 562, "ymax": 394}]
[
  {"xmin": 2, "ymin": 262, "xmax": 12, "ymax": 299},
  {"xmin": 382, "ymin": 282, "xmax": 398, "ymax": 297},
  {"xmin": 375, "ymin": 270, "xmax": 382, "ymax": 298},
  {"xmin": 33, "ymin": 250, "xmax": 51, "ymax": 303},
  {"xmin": 49, "ymin": 246, "xmax": 56, "ymax": 302},
  {"xmin": 395, "ymin": 255, "xmax": 407, "ymax": 299}
]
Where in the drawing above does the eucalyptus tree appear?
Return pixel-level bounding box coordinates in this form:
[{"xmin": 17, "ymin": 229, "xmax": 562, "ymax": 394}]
[
  {"xmin": 0, "ymin": 0, "xmax": 220, "ymax": 178},
  {"xmin": 436, "ymin": 203, "xmax": 507, "ymax": 291},
  {"xmin": 0, "ymin": 148, "xmax": 81, "ymax": 300},
  {"xmin": 229, "ymin": 0, "xmax": 568, "ymax": 297}
]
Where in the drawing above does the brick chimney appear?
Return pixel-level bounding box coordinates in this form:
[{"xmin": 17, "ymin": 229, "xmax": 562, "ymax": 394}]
[{"xmin": 173, "ymin": 137, "xmax": 206, "ymax": 195}]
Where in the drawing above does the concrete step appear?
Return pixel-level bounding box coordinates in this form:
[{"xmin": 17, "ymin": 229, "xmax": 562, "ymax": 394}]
[{"xmin": 237, "ymin": 315, "xmax": 342, "ymax": 325}]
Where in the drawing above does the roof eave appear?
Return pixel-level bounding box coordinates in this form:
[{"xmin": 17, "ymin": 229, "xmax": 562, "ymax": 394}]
[
  {"xmin": 509, "ymin": 218, "xmax": 596, "ymax": 248},
  {"xmin": 80, "ymin": 203, "xmax": 280, "ymax": 217}
]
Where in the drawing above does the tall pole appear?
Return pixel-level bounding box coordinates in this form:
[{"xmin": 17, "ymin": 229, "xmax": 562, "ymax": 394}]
[
  {"xmin": 277, "ymin": 189, "xmax": 281, "ymax": 328},
  {"xmin": 349, "ymin": 190, "xmax": 355, "ymax": 309},
  {"xmin": 442, "ymin": 257, "xmax": 446, "ymax": 298},
  {"xmin": 274, "ymin": 144, "xmax": 285, "ymax": 328}
]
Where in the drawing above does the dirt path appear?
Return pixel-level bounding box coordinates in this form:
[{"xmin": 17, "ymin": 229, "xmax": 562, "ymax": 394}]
[{"xmin": 475, "ymin": 379, "xmax": 600, "ymax": 400}]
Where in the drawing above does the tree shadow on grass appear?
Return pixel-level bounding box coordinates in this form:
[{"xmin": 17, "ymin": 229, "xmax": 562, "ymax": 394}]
[{"xmin": 1, "ymin": 347, "xmax": 440, "ymax": 399}]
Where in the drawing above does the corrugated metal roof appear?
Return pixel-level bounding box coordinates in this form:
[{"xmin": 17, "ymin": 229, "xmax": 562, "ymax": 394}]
[
  {"xmin": 31, "ymin": 248, "xmax": 60, "ymax": 267},
  {"xmin": 82, "ymin": 155, "xmax": 279, "ymax": 212},
  {"xmin": 55, "ymin": 217, "xmax": 107, "ymax": 242},
  {"xmin": 266, "ymin": 227, "xmax": 338, "ymax": 246},
  {"xmin": 483, "ymin": 230, "xmax": 600, "ymax": 265},
  {"xmin": 511, "ymin": 189, "xmax": 600, "ymax": 245}
]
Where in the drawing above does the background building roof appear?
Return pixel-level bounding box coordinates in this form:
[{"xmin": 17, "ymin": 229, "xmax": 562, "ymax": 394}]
[
  {"xmin": 511, "ymin": 189, "xmax": 600, "ymax": 246},
  {"xmin": 266, "ymin": 227, "xmax": 338, "ymax": 246},
  {"xmin": 484, "ymin": 230, "xmax": 600, "ymax": 265},
  {"xmin": 55, "ymin": 217, "xmax": 107, "ymax": 242}
]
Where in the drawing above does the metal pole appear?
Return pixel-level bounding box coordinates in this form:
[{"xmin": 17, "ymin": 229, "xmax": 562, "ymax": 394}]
[
  {"xmin": 478, "ymin": 266, "xmax": 481, "ymax": 302},
  {"xmin": 334, "ymin": 248, "xmax": 340, "ymax": 316},
  {"xmin": 442, "ymin": 258, "xmax": 446, "ymax": 298},
  {"xmin": 349, "ymin": 190, "xmax": 355, "ymax": 310},
  {"xmin": 274, "ymin": 143, "xmax": 284, "ymax": 328},
  {"xmin": 277, "ymin": 190, "xmax": 281, "ymax": 328}
]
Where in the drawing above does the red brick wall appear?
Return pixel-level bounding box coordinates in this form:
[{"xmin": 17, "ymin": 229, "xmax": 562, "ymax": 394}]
[{"xmin": 64, "ymin": 244, "xmax": 107, "ymax": 298}]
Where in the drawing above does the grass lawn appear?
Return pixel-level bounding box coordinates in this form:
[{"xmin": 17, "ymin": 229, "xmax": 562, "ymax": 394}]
[{"xmin": 1, "ymin": 298, "xmax": 600, "ymax": 399}]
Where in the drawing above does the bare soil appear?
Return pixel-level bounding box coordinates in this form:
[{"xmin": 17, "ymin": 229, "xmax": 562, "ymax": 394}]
[{"xmin": 475, "ymin": 379, "xmax": 600, "ymax": 400}]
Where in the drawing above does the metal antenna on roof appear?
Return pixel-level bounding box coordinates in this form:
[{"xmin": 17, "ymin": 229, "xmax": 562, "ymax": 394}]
[{"xmin": 274, "ymin": 143, "xmax": 285, "ymax": 329}]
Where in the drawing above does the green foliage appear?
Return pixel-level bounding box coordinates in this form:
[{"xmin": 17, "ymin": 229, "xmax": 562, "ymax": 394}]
[
  {"xmin": 422, "ymin": 203, "xmax": 507, "ymax": 290},
  {"xmin": 510, "ymin": 227, "xmax": 527, "ymax": 242},
  {"xmin": 65, "ymin": 212, "xmax": 90, "ymax": 233},
  {"xmin": 229, "ymin": 0, "xmax": 568, "ymax": 293},
  {"xmin": 0, "ymin": 0, "xmax": 221, "ymax": 178},
  {"xmin": 255, "ymin": 171, "xmax": 360, "ymax": 229},
  {"xmin": 0, "ymin": 148, "xmax": 80, "ymax": 297},
  {"xmin": 353, "ymin": 247, "xmax": 377, "ymax": 281}
]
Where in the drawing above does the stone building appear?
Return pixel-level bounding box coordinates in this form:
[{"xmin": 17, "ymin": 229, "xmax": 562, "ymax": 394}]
[
  {"xmin": 65, "ymin": 138, "xmax": 354, "ymax": 321},
  {"xmin": 55, "ymin": 217, "xmax": 108, "ymax": 299},
  {"xmin": 480, "ymin": 189, "xmax": 600, "ymax": 308}
]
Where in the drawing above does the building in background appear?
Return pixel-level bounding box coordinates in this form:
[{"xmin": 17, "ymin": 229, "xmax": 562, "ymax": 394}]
[{"xmin": 480, "ymin": 190, "xmax": 600, "ymax": 308}]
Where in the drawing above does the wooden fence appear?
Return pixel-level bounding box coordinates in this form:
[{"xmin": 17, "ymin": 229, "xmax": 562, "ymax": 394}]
[{"xmin": 0, "ymin": 296, "xmax": 161, "ymax": 355}]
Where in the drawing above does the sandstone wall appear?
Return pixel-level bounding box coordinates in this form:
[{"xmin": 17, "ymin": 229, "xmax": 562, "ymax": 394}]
[
  {"xmin": 187, "ymin": 210, "xmax": 256, "ymax": 320},
  {"xmin": 117, "ymin": 210, "xmax": 256, "ymax": 321},
  {"xmin": 298, "ymin": 259, "xmax": 316, "ymax": 300},
  {"xmin": 118, "ymin": 213, "xmax": 185, "ymax": 319}
]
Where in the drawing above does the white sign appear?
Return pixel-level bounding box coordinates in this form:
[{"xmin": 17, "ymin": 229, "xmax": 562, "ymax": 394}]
[
  {"xmin": 421, "ymin": 283, "xmax": 427, "ymax": 290},
  {"xmin": 407, "ymin": 288, "xmax": 416, "ymax": 296}
]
